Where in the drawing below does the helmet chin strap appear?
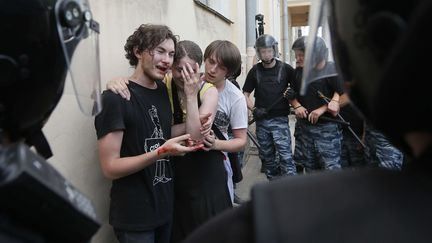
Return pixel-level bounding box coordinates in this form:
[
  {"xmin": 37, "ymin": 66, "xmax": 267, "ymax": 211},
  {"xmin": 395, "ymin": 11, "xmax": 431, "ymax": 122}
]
[{"xmin": 262, "ymin": 58, "xmax": 274, "ymax": 64}]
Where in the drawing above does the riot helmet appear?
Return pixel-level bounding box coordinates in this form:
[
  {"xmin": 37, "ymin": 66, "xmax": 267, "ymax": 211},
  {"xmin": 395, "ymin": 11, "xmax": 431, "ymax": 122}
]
[
  {"xmin": 292, "ymin": 36, "xmax": 306, "ymax": 52},
  {"xmin": 255, "ymin": 34, "xmax": 279, "ymax": 64},
  {"xmin": 300, "ymin": 34, "xmax": 337, "ymax": 95},
  {"xmin": 292, "ymin": 36, "xmax": 306, "ymax": 69},
  {"xmin": 311, "ymin": 36, "xmax": 329, "ymax": 67},
  {"xmin": 292, "ymin": 35, "xmax": 329, "ymax": 70},
  {"xmin": 0, "ymin": 0, "xmax": 102, "ymax": 144}
]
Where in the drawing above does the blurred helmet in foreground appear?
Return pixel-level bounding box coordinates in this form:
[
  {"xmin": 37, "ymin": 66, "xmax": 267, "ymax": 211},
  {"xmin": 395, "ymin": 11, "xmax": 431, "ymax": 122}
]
[{"xmin": 0, "ymin": 0, "xmax": 102, "ymax": 144}]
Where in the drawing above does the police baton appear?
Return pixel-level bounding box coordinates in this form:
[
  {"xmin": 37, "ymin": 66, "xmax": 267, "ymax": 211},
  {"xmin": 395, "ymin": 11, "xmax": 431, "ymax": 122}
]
[
  {"xmin": 248, "ymin": 95, "xmax": 286, "ymax": 125},
  {"xmin": 247, "ymin": 130, "xmax": 260, "ymax": 150},
  {"xmin": 317, "ymin": 91, "xmax": 366, "ymax": 148},
  {"xmin": 247, "ymin": 95, "xmax": 287, "ymax": 149},
  {"xmin": 318, "ymin": 116, "xmax": 351, "ymax": 126}
]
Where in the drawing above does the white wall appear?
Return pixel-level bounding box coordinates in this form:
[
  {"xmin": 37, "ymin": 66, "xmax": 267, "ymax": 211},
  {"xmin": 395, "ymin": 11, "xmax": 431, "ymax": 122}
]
[{"xmin": 42, "ymin": 0, "xmax": 248, "ymax": 242}]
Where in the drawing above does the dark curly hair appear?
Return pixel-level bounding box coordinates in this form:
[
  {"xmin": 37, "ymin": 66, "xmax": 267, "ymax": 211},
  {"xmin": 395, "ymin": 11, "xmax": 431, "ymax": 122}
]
[{"xmin": 124, "ymin": 24, "xmax": 178, "ymax": 67}]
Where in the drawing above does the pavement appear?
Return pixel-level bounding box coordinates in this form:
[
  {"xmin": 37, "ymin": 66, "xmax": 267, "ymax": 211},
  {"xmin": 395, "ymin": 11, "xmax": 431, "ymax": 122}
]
[{"xmin": 235, "ymin": 146, "xmax": 268, "ymax": 202}]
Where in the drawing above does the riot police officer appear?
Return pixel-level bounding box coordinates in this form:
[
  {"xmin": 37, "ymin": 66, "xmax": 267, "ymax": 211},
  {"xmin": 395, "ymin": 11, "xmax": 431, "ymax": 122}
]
[
  {"xmin": 288, "ymin": 35, "xmax": 344, "ymax": 172},
  {"xmin": 243, "ymin": 34, "xmax": 297, "ymax": 180}
]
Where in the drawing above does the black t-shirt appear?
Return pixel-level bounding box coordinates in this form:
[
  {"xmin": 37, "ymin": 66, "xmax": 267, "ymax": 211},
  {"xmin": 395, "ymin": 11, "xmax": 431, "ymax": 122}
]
[
  {"xmin": 292, "ymin": 63, "xmax": 344, "ymax": 116},
  {"xmin": 94, "ymin": 81, "xmax": 173, "ymax": 231},
  {"xmin": 243, "ymin": 60, "xmax": 294, "ymax": 117}
]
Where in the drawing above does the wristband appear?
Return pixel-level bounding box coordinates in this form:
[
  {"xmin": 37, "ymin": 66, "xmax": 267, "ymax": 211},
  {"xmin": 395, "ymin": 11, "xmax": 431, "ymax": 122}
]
[{"xmin": 294, "ymin": 105, "xmax": 302, "ymax": 109}]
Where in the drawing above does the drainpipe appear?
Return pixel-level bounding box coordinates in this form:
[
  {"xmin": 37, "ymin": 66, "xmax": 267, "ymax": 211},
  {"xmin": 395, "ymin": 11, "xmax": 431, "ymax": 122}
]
[
  {"xmin": 282, "ymin": 0, "xmax": 290, "ymax": 63},
  {"xmin": 246, "ymin": 0, "xmax": 257, "ymax": 72}
]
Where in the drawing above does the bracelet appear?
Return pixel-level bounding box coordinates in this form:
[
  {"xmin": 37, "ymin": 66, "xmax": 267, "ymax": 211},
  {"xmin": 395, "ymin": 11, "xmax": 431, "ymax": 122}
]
[
  {"xmin": 331, "ymin": 99, "xmax": 339, "ymax": 103},
  {"xmin": 294, "ymin": 105, "xmax": 302, "ymax": 109}
]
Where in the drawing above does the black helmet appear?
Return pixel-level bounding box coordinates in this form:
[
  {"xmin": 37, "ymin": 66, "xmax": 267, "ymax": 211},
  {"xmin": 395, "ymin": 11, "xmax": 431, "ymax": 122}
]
[
  {"xmin": 312, "ymin": 36, "xmax": 329, "ymax": 65},
  {"xmin": 0, "ymin": 0, "xmax": 101, "ymax": 144},
  {"xmin": 321, "ymin": 0, "xmax": 432, "ymax": 153},
  {"xmin": 292, "ymin": 36, "xmax": 306, "ymax": 51},
  {"xmin": 292, "ymin": 36, "xmax": 328, "ymax": 66},
  {"xmin": 255, "ymin": 34, "xmax": 279, "ymax": 62}
]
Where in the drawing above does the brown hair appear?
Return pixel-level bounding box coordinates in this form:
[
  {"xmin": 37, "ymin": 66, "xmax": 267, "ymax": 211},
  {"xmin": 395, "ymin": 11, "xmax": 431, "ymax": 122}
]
[
  {"xmin": 204, "ymin": 40, "xmax": 241, "ymax": 77},
  {"xmin": 175, "ymin": 40, "xmax": 203, "ymax": 66},
  {"xmin": 124, "ymin": 24, "xmax": 178, "ymax": 67}
]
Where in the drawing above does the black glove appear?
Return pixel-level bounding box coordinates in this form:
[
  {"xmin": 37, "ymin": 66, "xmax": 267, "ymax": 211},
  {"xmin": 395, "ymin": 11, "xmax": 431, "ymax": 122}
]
[
  {"xmin": 253, "ymin": 108, "xmax": 268, "ymax": 120},
  {"xmin": 284, "ymin": 86, "xmax": 296, "ymax": 100}
]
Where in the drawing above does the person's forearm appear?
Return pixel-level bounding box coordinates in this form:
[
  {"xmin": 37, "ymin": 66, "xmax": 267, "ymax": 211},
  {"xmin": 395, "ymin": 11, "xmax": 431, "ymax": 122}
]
[
  {"xmin": 171, "ymin": 123, "xmax": 186, "ymax": 137},
  {"xmin": 339, "ymin": 93, "xmax": 350, "ymax": 107},
  {"xmin": 331, "ymin": 92, "xmax": 340, "ymax": 102},
  {"xmin": 289, "ymin": 98, "xmax": 302, "ymax": 109},
  {"xmin": 244, "ymin": 92, "xmax": 254, "ymax": 110},
  {"xmin": 100, "ymin": 149, "xmax": 165, "ymax": 180},
  {"xmin": 214, "ymin": 137, "xmax": 246, "ymax": 153},
  {"xmin": 247, "ymin": 98, "xmax": 254, "ymax": 110},
  {"xmin": 185, "ymin": 95, "xmax": 203, "ymax": 140}
]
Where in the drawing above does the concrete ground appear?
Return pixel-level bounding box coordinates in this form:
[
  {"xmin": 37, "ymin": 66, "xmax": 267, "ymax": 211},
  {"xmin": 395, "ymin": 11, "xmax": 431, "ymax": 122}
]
[{"xmin": 235, "ymin": 146, "xmax": 268, "ymax": 202}]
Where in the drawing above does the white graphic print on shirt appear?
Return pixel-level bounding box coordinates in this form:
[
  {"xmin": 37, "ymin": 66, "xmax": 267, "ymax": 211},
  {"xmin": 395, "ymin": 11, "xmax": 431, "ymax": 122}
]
[{"xmin": 144, "ymin": 105, "xmax": 172, "ymax": 186}]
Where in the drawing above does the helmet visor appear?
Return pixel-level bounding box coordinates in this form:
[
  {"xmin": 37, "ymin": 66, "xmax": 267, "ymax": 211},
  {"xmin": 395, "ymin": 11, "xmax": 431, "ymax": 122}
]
[
  {"xmin": 301, "ymin": 0, "xmax": 338, "ymax": 95},
  {"xmin": 257, "ymin": 47, "xmax": 276, "ymax": 63},
  {"xmin": 55, "ymin": 0, "xmax": 102, "ymax": 116}
]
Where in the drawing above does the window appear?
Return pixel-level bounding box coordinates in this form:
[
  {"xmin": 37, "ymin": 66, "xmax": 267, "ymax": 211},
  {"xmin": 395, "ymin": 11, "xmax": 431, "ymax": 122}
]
[{"xmin": 194, "ymin": 0, "xmax": 233, "ymax": 24}]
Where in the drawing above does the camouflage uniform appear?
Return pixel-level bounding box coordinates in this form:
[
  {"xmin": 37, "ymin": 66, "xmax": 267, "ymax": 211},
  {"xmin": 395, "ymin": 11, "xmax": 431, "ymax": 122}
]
[
  {"xmin": 364, "ymin": 125, "xmax": 403, "ymax": 170},
  {"xmin": 293, "ymin": 119, "xmax": 342, "ymax": 172},
  {"xmin": 256, "ymin": 116, "xmax": 296, "ymax": 179},
  {"xmin": 340, "ymin": 130, "xmax": 367, "ymax": 168},
  {"xmin": 339, "ymin": 104, "xmax": 367, "ymax": 168}
]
